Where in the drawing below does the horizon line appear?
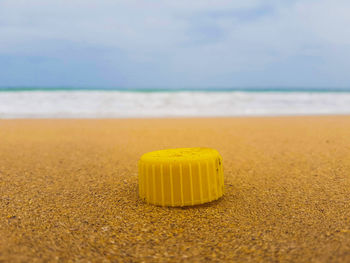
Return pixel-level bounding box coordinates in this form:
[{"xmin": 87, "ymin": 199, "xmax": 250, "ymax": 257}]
[{"xmin": 1, "ymin": 86, "xmax": 350, "ymax": 93}]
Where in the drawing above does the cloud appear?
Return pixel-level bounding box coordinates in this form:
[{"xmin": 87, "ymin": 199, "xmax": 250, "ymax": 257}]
[{"xmin": 0, "ymin": 0, "xmax": 349, "ymax": 87}]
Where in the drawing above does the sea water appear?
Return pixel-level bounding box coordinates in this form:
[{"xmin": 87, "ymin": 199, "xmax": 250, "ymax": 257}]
[{"xmin": 1, "ymin": 87, "xmax": 350, "ymax": 118}]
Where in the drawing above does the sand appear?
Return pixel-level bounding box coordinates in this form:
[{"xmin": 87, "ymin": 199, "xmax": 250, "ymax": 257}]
[{"xmin": 1, "ymin": 117, "xmax": 350, "ymax": 262}]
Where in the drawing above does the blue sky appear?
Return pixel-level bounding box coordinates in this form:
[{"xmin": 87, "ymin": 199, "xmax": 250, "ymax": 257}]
[{"xmin": 0, "ymin": 0, "xmax": 350, "ymax": 88}]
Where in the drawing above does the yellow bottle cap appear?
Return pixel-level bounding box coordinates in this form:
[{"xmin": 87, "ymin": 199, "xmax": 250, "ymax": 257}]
[{"xmin": 138, "ymin": 147, "xmax": 224, "ymax": 206}]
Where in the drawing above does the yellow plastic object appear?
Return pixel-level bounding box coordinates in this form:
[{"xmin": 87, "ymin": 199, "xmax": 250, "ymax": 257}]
[{"xmin": 138, "ymin": 147, "xmax": 224, "ymax": 206}]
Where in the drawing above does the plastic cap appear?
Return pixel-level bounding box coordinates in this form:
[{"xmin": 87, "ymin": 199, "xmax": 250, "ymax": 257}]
[{"xmin": 138, "ymin": 147, "xmax": 224, "ymax": 206}]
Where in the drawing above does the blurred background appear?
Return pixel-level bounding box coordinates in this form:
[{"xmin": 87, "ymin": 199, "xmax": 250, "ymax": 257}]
[{"xmin": 1, "ymin": 0, "xmax": 350, "ymax": 118}]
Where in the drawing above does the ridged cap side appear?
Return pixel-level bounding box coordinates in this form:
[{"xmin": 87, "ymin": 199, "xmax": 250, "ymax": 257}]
[{"xmin": 138, "ymin": 147, "xmax": 224, "ymax": 207}]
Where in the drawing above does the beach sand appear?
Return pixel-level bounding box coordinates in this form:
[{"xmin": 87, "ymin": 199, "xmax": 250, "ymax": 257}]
[{"xmin": 1, "ymin": 117, "xmax": 350, "ymax": 262}]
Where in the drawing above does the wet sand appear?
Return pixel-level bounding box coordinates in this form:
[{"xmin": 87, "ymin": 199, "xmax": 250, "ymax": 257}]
[{"xmin": 1, "ymin": 117, "xmax": 350, "ymax": 262}]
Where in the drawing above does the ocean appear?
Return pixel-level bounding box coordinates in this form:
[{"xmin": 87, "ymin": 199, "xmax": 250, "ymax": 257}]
[{"xmin": 1, "ymin": 87, "xmax": 350, "ymax": 118}]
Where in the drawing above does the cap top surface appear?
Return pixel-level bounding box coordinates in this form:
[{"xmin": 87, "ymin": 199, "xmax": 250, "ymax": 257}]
[{"xmin": 140, "ymin": 147, "xmax": 218, "ymax": 163}]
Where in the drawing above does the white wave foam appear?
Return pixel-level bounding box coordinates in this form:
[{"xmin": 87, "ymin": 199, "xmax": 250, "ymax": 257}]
[{"xmin": 1, "ymin": 91, "xmax": 350, "ymax": 118}]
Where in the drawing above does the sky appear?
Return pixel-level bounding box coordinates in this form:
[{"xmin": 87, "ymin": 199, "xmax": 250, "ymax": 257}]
[{"xmin": 0, "ymin": 0, "xmax": 350, "ymax": 88}]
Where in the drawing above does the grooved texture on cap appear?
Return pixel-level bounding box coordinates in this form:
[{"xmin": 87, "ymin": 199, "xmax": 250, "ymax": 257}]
[{"xmin": 138, "ymin": 148, "xmax": 224, "ymax": 206}]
